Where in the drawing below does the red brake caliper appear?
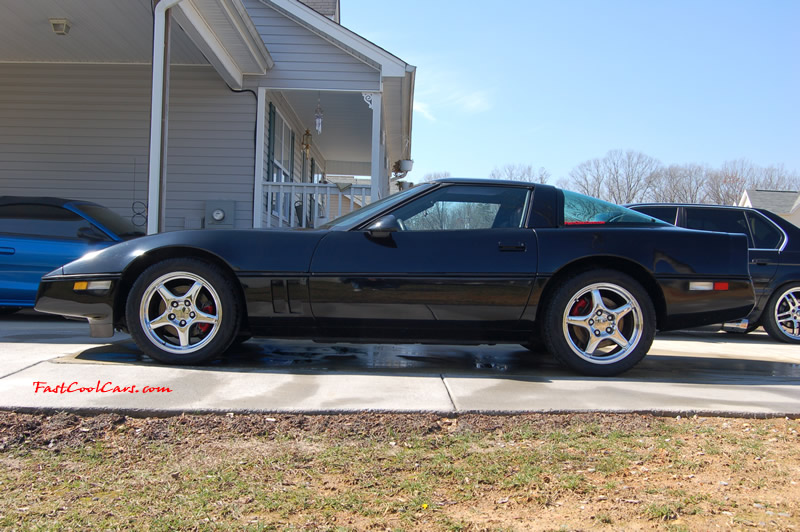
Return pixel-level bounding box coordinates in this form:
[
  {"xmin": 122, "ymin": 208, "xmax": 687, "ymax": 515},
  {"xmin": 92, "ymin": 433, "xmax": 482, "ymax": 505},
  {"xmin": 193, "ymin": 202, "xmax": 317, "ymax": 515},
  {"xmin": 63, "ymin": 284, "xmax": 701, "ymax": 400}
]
[
  {"xmin": 196, "ymin": 303, "xmax": 215, "ymax": 334},
  {"xmin": 570, "ymin": 297, "xmax": 589, "ymax": 316}
]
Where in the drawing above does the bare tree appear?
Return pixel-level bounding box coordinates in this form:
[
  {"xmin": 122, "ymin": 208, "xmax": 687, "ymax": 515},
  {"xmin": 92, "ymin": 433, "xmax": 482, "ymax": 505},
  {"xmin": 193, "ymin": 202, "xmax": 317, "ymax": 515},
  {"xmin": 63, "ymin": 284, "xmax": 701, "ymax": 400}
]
[
  {"xmin": 704, "ymin": 159, "xmax": 800, "ymax": 205},
  {"xmin": 651, "ymin": 164, "xmax": 711, "ymax": 203},
  {"xmin": 489, "ymin": 164, "xmax": 550, "ymax": 184},
  {"xmin": 420, "ymin": 171, "xmax": 452, "ymax": 183},
  {"xmin": 567, "ymin": 150, "xmax": 661, "ymax": 203}
]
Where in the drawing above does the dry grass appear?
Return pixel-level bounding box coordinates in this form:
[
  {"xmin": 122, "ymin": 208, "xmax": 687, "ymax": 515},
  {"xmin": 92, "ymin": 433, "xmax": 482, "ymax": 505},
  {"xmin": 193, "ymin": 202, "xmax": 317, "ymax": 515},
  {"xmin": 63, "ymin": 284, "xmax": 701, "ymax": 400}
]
[{"xmin": 1, "ymin": 411, "xmax": 799, "ymax": 530}]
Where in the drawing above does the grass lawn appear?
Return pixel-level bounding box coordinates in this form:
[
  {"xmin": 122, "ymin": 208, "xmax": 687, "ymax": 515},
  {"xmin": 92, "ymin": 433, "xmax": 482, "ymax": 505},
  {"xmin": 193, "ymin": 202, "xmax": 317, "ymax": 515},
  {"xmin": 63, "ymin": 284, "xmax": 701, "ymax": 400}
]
[{"xmin": 1, "ymin": 411, "xmax": 798, "ymax": 530}]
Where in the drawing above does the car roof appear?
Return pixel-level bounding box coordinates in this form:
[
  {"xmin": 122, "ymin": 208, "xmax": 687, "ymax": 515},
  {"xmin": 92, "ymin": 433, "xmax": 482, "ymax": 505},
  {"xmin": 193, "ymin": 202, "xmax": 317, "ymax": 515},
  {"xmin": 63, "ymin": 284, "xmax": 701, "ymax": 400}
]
[
  {"xmin": 627, "ymin": 202, "xmax": 744, "ymax": 209},
  {"xmin": 435, "ymin": 177, "xmax": 549, "ymax": 188},
  {"xmin": 0, "ymin": 196, "xmax": 100, "ymax": 208}
]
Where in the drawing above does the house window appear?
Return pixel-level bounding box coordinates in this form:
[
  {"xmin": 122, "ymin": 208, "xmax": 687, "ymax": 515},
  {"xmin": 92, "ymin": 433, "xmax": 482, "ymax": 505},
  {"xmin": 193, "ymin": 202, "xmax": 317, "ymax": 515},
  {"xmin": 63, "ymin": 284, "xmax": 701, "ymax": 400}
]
[{"xmin": 271, "ymin": 111, "xmax": 293, "ymax": 183}]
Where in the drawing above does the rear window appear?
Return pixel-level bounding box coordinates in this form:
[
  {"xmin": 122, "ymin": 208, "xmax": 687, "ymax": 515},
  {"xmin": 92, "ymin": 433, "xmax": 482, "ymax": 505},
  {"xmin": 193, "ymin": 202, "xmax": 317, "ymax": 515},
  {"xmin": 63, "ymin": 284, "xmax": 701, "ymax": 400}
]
[
  {"xmin": 563, "ymin": 191, "xmax": 666, "ymax": 226},
  {"xmin": 0, "ymin": 204, "xmax": 93, "ymax": 239},
  {"xmin": 747, "ymin": 212, "xmax": 784, "ymax": 249},
  {"xmin": 73, "ymin": 203, "xmax": 144, "ymax": 238}
]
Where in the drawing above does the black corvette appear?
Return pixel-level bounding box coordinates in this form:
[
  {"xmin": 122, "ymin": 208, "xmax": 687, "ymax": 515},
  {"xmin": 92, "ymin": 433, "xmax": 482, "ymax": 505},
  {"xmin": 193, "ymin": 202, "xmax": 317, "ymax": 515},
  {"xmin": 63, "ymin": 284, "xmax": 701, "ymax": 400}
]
[{"xmin": 35, "ymin": 179, "xmax": 755, "ymax": 376}]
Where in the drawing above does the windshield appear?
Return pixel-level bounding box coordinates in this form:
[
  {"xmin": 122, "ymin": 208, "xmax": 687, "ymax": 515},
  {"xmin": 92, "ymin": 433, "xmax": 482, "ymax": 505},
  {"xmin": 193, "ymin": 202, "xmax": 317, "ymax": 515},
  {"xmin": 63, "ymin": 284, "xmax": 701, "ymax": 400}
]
[
  {"xmin": 72, "ymin": 203, "xmax": 145, "ymax": 239},
  {"xmin": 563, "ymin": 190, "xmax": 668, "ymax": 226},
  {"xmin": 320, "ymin": 184, "xmax": 434, "ymax": 230}
]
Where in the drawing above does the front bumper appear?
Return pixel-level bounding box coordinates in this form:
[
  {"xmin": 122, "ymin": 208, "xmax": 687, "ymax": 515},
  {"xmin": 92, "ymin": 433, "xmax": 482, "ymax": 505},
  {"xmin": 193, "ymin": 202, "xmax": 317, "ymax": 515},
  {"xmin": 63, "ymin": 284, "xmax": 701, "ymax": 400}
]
[{"xmin": 34, "ymin": 275, "xmax": 121, "ymax": 337}]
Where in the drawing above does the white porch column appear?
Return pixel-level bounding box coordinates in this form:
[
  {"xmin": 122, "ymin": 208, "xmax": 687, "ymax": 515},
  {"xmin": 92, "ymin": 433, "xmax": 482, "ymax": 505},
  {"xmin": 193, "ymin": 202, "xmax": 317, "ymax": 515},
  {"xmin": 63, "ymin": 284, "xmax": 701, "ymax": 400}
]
[
  {"xmin": 364, "ymin": 91, "xmax": 383, "ymax": 202},
  {"xmin": 253, "ymin": 87, "xmax": 267, "ymax": 228},
  {"xmin": 147, "ymin": 0, "xmax": 183, "ymax": 235}
]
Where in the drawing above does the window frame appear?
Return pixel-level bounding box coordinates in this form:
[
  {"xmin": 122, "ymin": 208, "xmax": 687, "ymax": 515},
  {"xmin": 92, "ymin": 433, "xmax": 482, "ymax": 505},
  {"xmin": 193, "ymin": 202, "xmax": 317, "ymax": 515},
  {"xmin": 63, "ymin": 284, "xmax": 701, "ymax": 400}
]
[{"xmin": 390, "ymin": 184, "xmax": 532, "ymax": 232}]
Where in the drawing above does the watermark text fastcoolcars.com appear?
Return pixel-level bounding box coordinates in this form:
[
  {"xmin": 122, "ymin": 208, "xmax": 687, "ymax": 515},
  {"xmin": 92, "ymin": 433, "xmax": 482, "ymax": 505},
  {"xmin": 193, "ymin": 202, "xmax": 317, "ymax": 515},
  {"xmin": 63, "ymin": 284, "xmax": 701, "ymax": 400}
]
[{"xmin": 32, "ymin": 381, "xmax": 172, "ymax": 394}]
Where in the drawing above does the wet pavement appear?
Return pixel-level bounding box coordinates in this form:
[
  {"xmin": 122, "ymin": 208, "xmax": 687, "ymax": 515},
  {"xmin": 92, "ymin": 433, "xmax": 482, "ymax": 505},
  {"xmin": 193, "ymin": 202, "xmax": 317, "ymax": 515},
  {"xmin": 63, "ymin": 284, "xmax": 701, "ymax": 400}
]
[{"xmin": 1, "ymin": 311, "xmax": 799, "ymax": 416}]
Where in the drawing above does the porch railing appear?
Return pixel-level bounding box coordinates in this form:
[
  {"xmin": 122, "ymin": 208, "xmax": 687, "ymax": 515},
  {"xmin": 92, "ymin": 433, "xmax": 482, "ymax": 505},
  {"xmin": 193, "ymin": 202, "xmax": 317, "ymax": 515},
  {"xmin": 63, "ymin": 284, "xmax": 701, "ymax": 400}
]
[{"xmin": 262, "ymin": 182, "xmax": 372, "ymax": 228}]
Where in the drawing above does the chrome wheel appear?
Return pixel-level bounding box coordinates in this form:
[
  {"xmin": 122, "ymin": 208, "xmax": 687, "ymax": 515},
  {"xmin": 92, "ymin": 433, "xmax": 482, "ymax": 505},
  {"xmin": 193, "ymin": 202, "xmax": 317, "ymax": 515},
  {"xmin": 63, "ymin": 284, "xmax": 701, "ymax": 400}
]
[
  {"xmin": 562, "ymin": 282, "xmax": 644, "ymax": 365},
  {"xmin": 773, "ymin": 287, "xmax": 800, "ymax": 341},
  {"xmin": 138, "ymin": 271, "xmax": 222, "ymax": 354}
]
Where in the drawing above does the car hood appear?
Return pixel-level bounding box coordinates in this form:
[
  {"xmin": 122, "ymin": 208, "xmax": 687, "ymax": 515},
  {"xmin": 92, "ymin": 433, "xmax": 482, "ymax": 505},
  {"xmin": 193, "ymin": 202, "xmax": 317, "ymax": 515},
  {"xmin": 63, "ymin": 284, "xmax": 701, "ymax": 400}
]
[{"xmin": 47, "ymin": 228, "xmax": 331, "ymax": 277}]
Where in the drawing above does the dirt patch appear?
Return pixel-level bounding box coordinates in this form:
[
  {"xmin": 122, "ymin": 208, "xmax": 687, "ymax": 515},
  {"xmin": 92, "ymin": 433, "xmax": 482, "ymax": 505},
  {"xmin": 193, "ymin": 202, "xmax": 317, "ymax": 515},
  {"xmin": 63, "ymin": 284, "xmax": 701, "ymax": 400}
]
[{"xmin": 1, "ymin": 411, "xmax": 798, "ymax": 530}]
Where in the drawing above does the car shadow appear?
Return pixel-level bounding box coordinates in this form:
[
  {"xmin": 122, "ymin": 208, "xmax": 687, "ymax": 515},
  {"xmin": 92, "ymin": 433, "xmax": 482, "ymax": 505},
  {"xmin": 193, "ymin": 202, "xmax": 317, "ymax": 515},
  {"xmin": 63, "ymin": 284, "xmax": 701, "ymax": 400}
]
[{"xmin": 58, "ymin": 331, "xmax": 800, "ymax": 386}]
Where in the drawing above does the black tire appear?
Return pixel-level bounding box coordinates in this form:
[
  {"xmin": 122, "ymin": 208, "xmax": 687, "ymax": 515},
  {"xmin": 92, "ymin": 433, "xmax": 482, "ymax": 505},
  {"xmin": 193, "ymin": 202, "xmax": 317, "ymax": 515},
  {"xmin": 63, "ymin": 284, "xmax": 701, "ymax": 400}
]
[
  {"xmin": 231, "ymin": 334, "xmax": 253, "ymax": 347},
  {"xmin": 125, "ymin": 258, "xmax": 241, "ymax": 364},
  {"xmin": 542, "ymin": 269, "xmax": 656, "ymax": 376},
  {"xmin": 762, "ymin": 283, "xmax": 800, "ymax": 344},
  {"xmin": 520, "ymin": 331, "xmax": 547, "ymax": 353}
]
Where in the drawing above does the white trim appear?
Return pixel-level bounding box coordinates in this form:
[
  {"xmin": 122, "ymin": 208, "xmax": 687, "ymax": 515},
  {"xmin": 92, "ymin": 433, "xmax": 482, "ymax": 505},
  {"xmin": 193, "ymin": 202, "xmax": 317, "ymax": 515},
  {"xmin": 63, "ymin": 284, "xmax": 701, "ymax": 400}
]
[
  {"xmin": 0, "ymin": 60, "xmax": 208, "ymax": 66},
  {"xmin": 253, "ymin": 86, "xmax": 267, "ymax": 228},
  {"xmin": 147, "ymin": 0, "xmax": 185, "ymax": 235},
  {"xmin": 262, "ymin": 0, "xmax": 408, "ymax": 77},
  {"xmin": 225, "ymin": 0, "xmax": 275, "ymax": 71},
  {"xmin": 173, "ymin": 2, "xmax": 245, "ymax": 88},
  {"xmin": 369, "ymin": 91, "xmax": 382, "ymax": 202}
]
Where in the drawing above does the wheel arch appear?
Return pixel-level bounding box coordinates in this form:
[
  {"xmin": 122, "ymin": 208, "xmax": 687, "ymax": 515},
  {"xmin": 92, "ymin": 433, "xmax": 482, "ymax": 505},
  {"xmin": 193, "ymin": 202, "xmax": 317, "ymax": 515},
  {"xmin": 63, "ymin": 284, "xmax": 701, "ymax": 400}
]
[
  {"xmin": 534, "ymin": 256, "xmax": 667, "ymax": 330},
  {"xmin": 113, "ymin": 246, "xmax": 248, "ymax": 331}
]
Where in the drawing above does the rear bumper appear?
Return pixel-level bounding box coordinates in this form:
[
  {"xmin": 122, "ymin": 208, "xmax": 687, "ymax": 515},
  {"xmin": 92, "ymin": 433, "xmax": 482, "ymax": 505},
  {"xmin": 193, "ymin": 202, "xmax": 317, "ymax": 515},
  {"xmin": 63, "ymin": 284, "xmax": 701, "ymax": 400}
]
[
  {"xmin": 34, "ymin": 275, "xmax": 120, "ymax": 337},
  {"xmin": 657, "ymin": 278, "xmax": 755, "ymax": 331}
]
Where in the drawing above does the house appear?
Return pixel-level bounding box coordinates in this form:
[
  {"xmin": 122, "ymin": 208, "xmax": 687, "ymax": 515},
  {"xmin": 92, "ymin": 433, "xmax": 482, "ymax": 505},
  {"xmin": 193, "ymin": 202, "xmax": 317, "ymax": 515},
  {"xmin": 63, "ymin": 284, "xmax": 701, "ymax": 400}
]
[
  {"xmin": 738, "ymin": 189, "xmax": 800, "ymax": 227},
  {"xmin": 0, "ymin": 0, "xmax": 416, "ymax": 233}
]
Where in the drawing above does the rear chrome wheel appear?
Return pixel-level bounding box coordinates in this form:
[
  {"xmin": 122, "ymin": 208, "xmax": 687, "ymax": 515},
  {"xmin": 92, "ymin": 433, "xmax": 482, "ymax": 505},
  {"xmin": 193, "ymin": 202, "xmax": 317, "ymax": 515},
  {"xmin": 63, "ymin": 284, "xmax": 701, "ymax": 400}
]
[
  {"xmin": 126, "ymin": 259, "xmax": 240, "ymax": 364},
  {"xmin": 763, "ymin": 284, "xmax": 800, "ymax": 344},
  {"xmin": 543, "ymin": 270, "xmax": 655, "ymax": 376}
]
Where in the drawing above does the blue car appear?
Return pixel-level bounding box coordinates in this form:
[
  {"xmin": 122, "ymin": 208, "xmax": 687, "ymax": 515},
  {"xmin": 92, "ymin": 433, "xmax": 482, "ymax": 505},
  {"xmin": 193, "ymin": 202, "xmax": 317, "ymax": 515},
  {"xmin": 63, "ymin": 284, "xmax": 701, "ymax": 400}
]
[{"xmin": 0, "ymin": 197, "xmax": 144, "ymax": 312}]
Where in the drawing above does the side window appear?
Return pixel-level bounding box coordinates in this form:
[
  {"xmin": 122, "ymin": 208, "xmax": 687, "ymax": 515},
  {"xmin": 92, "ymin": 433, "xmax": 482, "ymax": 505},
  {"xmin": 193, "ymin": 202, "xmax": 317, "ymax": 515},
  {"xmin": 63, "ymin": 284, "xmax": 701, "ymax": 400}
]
[
  {"xmin": 631, "ymin": 206, "xmax": 679, "ymax": 225},
  {"xmin": 747, "ymin": 212, "xmax": 783, "ymax": 249},
  {"xmin": 391, "ymin": 185, "xmax": 529, "ymax": 231},
  {"xmin": 0, "ymin": 204, "xmax": 92, "ymax": 239},
  {"xmin": 685, "ymin": 208, "xmax": 752, "ymax": 247}
]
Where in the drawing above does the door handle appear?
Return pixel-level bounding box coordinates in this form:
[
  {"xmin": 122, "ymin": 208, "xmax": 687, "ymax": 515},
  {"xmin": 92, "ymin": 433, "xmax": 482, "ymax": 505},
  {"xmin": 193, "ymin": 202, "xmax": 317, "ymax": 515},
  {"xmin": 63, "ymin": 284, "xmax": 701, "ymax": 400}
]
[
  {"xmin": 750, "ymin": 259, "xmax": 769, "ymax": 266},
  {"xmin": 0, "ymin": 247, "xmax": 14, "ymax": 255},
  {"xmin": 498, "ymin": 242, "xmax": 526, "ymax": 252}
]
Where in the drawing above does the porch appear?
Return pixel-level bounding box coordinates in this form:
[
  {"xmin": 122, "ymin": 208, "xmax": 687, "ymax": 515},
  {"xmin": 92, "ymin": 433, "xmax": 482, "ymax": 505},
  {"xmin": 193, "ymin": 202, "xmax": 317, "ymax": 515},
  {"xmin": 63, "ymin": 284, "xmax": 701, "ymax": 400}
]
[
  {"xmin": 0, "ymin": 0, "xmax": 415, "ymax": 233},
  {"xmin": 262, "ymin": 180, "xmax": 370, "ymax": 228}
]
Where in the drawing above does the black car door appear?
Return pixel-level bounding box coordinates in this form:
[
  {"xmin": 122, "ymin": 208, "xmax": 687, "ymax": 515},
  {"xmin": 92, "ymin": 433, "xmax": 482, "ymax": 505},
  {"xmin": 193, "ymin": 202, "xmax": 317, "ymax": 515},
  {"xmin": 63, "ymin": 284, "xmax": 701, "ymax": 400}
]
[
  {"xmin": 308, "ymin": 184, "xmax": 538, "ymax": 339},
  {"xmin": 684, "ymin": 207, "xmax": 779, "ymax": 310}
]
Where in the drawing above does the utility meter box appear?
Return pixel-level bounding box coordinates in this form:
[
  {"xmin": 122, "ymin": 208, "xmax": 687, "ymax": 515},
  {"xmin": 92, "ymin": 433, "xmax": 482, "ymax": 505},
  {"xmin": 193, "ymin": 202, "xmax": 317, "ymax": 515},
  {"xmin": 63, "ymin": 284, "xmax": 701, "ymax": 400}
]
[{"xmin": 204, "ymin": 201, "xmax": 236, "ymax": 229}]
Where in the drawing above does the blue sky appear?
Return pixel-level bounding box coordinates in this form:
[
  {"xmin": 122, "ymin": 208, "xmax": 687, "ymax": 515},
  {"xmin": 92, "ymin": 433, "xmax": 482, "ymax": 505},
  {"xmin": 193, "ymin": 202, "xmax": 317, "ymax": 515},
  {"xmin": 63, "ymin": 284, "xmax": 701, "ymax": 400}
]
[{"xmin": 341, "ymin": 0, "xmax": 800, "ymax": 183}]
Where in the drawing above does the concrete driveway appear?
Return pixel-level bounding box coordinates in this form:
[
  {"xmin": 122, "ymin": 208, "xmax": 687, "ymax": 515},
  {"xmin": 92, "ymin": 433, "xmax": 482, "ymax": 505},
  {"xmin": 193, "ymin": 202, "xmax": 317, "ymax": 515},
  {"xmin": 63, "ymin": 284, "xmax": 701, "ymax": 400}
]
[{"xmin": 1, "ymin": 311, "xmax": 798, "ymax": 417}]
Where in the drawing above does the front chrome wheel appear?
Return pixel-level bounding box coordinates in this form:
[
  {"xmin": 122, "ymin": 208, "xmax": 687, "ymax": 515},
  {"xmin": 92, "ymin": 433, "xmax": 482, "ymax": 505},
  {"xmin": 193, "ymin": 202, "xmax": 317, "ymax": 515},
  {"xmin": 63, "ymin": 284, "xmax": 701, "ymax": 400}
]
[
  {"xmin": 562, "ymin": 283, "xmax": 644, "ymax": 364},
  {"xmin": 139, "ymin": 271, "xmax": 222, "ymax": 354},
  {"xmin": 126, "ymin": 258, "xmax": 240, "ymax": 364}
]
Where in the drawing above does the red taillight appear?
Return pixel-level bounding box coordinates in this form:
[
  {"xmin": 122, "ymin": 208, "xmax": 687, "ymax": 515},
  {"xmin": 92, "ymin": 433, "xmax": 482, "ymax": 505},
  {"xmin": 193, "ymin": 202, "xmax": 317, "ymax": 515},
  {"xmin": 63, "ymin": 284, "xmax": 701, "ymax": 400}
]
[{"xmin": 714, "ymin": 282, "xmax": 729, "ymax": 291}]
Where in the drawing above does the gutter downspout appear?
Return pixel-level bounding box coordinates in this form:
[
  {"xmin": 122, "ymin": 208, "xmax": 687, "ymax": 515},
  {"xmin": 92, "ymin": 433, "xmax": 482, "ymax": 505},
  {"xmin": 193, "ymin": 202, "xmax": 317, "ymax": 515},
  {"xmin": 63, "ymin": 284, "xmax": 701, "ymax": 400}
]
[{"xmin": 147, "ymin": 0, "xmax": 184, "ymax": 234}]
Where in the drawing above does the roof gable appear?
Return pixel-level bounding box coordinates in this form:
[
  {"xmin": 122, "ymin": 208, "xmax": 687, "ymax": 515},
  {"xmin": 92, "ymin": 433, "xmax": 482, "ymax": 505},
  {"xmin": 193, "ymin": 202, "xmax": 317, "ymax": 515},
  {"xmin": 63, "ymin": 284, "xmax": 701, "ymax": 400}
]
[{"xmin": 740, "ymin": 189, "xmax": 800, "ymax": 214}]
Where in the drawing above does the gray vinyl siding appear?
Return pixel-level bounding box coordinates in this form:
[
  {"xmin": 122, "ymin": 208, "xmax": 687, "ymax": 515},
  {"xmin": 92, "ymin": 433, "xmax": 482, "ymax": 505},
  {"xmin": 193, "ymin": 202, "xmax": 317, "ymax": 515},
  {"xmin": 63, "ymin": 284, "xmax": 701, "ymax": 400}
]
[
  {"xmin": 0, "ymin": 63, "xmax": 256, "ymax": 231},
  {"xmin": 243, "ymin": 0, "xmax": 380, "ymax": 91}
]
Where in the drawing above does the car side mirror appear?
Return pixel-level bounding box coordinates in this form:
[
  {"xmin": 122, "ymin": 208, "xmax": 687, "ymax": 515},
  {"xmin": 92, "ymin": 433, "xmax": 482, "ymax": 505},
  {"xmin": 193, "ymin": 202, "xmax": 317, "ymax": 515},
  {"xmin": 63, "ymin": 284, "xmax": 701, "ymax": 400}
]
[
  {"xmin": 77, "ymin": 225, "xmax": 109, "ymax": 242},
  {"xmin": 366, "ymin": 215, "xmax": 401, "ymax": 238}
]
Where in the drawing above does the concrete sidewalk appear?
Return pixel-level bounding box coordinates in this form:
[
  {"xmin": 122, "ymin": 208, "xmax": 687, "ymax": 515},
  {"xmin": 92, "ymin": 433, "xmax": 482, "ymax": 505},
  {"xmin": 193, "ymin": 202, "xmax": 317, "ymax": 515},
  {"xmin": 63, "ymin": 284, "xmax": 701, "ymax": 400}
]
[{"xmin": 1, "ymin": 311, "xmax": 799, "ymax": 417}]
